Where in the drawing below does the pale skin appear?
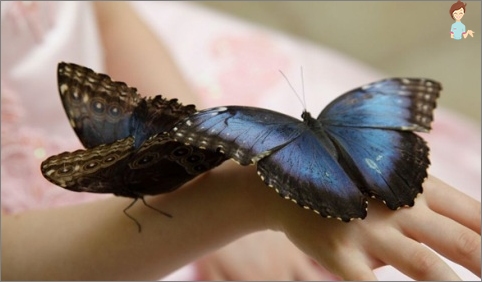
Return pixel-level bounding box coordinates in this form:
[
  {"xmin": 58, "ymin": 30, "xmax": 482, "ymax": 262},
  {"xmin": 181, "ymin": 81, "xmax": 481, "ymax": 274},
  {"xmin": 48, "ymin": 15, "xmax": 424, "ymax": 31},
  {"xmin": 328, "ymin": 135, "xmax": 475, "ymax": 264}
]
[
  {"xmin": 451, "ymin": 7, "xmax": 474, "ymax": 39},
  {"xmin": 1, "ymin": 2, "xmax": 480, "ymax": 280},
  {"xmin": 2, "ymin": 163, "xmax": 480, "ymax": 280}
]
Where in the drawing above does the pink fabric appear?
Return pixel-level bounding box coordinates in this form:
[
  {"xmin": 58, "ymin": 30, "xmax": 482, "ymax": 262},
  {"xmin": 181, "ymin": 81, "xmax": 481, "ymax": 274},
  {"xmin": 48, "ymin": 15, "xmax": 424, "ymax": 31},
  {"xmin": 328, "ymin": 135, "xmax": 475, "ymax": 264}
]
[
  {"xmin": 1, "ymin": 1, "xmax": 479, "ymax": 280},
  {"xmin": 1, "ymin": 1, "xmax": 107, "ymax": 214},
  {"xmin": 1, "ymin": 81, "xmax": 107, "ymax": 214}
]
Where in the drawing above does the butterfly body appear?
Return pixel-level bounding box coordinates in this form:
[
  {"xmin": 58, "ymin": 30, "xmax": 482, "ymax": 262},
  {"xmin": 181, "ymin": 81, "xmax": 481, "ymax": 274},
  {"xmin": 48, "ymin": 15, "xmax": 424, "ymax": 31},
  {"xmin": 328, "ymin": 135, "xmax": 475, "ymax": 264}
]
[{"xmin": 130, "ymin": 96, "xmax": 197, "ymax": 149}]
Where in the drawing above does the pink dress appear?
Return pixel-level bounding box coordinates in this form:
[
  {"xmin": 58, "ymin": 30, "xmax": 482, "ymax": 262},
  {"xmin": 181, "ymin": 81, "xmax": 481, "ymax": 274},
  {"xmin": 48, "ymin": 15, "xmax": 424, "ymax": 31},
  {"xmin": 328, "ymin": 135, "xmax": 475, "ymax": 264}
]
[{"xmin": 2, "ymin": 2, "xmax": 479, "ymax": 280}]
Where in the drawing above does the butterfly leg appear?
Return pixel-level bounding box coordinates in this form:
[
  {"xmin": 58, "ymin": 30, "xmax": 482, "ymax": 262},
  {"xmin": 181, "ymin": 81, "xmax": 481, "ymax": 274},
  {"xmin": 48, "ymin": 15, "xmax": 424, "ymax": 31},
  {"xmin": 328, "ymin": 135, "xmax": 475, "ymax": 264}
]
[
  {"xmin": 140, "ymin": 197, "xmax": 173, "ymax": 218},
  {"xmin": 123, "ymin": 198, "xmax": 143, "ymax": 233},
  {"xmin": 122, "ymin": 197, "xmax": 173, "ymax": 233}
]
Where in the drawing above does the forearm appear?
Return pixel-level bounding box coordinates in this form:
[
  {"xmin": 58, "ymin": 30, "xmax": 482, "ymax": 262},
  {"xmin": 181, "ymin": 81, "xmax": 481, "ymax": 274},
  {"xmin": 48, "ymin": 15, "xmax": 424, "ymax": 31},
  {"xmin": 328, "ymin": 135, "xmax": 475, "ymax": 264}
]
[
  {"xmin": 1, "ymin": 162, "xmax": 271, "ymax": 280},
  {"xmin": 94, "ymin": 1, "xmax": 198, "ymax": 104}
]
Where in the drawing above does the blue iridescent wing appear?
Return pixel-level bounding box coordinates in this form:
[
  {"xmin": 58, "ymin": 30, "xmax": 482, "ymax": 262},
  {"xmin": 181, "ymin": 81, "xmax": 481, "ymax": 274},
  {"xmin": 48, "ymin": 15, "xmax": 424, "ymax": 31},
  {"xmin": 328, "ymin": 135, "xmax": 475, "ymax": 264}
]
[
  {"xmin": 323, "ymin": 127, "xmax": 429, "ymax": 209},
  {"xmin": 320, "ymin": 78, "xmax": 440, "ymax": 209},
  {"xmin": 172, "ymin": 107, "xmax": 367, "ymax": 220},
  {"xmin": 318, "ymin": 78, "xmax": 440, "ymax": 131},
  {"xmin": 257, "ymin": 131, "xmax": 367, "ymax": 220},
  {"xmin": 173, "ymin": 107, "xmax": 304, "ymax": 165}
]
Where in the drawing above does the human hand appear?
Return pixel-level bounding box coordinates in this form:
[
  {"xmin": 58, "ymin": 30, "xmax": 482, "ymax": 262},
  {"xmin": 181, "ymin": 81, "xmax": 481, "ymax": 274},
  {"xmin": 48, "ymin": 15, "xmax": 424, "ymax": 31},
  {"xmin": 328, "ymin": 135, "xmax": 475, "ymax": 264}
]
[
  {"xmin": 467, "ymin": 30, "xmax": 475, "ymax": 37},
  {"xmin": 267, "ymin": 175, "xmax": 480, "ymax": 280},
  {"xmin": 195, "ymin": 230, "xmax": 337, "ymax": 280}
]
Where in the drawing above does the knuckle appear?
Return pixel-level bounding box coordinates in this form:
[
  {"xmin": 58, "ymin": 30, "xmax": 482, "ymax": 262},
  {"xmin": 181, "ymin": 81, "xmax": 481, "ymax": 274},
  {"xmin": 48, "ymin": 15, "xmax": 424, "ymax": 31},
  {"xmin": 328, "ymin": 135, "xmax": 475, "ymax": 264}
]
[{"xmin": 456, "ymin": 230, "xmax": 480, "ymax": 258}]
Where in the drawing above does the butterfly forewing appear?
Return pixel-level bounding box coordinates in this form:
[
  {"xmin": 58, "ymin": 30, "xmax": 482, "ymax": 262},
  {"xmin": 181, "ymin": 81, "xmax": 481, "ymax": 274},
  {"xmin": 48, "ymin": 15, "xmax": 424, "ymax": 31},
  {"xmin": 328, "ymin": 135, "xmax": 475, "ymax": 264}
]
[
  {"xmin": 319, "ymin": 78, "xmax": 440, "ymax": 131},
  {"xmin": 58, "ymin": 62, "xmax": 199, "ymax": 149},
  {"xmin": 57, "ymin": 62, "xmax": 142, "ymax": 148},
  {"xmin": 172, "ymin": 106, "xmax": 304, "ymax": 165}
]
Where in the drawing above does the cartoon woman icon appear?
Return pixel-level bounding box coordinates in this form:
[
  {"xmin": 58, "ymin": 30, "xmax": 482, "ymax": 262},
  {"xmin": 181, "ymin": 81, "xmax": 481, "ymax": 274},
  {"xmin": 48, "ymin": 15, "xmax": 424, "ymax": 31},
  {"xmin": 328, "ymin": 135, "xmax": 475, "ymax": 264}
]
[{"xmin": 450, "ymin": 0, "xmax": 474, "ymax": 40}]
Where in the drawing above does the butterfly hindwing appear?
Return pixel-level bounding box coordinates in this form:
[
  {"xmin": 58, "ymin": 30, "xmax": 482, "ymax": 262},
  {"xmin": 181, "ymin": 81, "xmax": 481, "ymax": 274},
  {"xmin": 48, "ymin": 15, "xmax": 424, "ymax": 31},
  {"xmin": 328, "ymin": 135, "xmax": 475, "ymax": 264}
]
[
  {"xmin": 257, "ymin": 131, "xmax": 367, "ymax": 221},
  {"xmin": 124, "ymin": 134, "xmax": 226, "ymax": 195},
  {"xmin": 41, "ymin": 137, "xmax": 135, "ymax": 195},
  {"xmin": 41, "ymin": 134, "xmax": 226, "ymax": 198},
  {"xmin": 324, "ymin": 127, "xmax": 429, "ymax": 209}
]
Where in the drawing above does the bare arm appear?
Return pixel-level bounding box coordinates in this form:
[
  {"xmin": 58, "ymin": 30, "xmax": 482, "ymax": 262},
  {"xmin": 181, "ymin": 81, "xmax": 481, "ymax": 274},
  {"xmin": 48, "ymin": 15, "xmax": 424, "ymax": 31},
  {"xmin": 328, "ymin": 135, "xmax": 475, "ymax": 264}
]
[
  {"xmin": 3, "ymin": 164, "xmax": 479, "ymax": 280},
  {"xmin": 1, "ymin": 163, "xmax": 269, "ymax": 280},
  {"xmin": 463, "ymin": 30, "xmax": 475, "ymax": 38},
  {"xmin": 93, "ymin": 2, "xmax": 199, "ymax": 104}
]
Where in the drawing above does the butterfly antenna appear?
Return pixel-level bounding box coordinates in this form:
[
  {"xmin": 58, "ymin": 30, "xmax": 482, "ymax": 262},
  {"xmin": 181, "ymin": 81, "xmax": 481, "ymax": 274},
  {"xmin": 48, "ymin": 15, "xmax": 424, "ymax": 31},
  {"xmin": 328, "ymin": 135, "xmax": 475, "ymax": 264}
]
[
  {"xmin": 279, "ymin": 69, "xmax": 307, "ymax": 111},
  {"xmin": 300, "ymin": 66, "xmax": 306, "ymax": 110},
  {"xmin": 123, "ymin": 198, "xmax": 142, "ymax": 233},
  {"xmin": 141, "ymin": 197, "xmax": 173, "ymax": 218}
]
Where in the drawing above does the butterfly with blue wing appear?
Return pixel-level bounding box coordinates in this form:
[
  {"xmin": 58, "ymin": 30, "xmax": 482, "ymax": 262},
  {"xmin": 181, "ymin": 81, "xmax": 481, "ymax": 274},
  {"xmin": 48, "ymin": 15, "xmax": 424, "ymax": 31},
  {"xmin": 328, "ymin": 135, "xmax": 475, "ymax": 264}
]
[
  {"xmin": 41, "ymin": 62, "xmax": 226, "ymax": 231},
  {"xmin": 170, "ymin": 78, "xmax": 440, "ymax": 221}
]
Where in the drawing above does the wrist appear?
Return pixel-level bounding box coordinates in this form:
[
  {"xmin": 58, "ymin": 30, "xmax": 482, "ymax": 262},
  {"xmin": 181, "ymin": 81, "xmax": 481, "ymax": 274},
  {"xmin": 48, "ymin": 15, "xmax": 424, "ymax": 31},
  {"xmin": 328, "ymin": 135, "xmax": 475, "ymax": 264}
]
[
  {"xmin": 212, "ymin": 161, "xmax": 298, "ymax": 234},
  {"xmin": 149, "ymin": 161, "xmax": 271, "ymax": 243},
  {"xmin": 209, "ymin": 161, "xmax": 314, "ymax": 234}
]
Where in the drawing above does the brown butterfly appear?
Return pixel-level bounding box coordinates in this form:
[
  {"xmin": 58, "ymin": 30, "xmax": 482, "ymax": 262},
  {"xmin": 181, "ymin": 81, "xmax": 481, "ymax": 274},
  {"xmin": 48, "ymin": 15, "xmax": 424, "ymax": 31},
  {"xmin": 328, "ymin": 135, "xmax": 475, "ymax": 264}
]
[{"xmin": 41, "ymin": 62, "xmax": 226, "ymax": 231}]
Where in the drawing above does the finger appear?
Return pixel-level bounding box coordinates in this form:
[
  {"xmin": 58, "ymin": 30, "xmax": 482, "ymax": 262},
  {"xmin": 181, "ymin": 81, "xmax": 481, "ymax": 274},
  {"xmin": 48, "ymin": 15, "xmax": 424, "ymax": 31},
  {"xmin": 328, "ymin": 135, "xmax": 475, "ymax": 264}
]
[
  {"xmin": 376, "ymin": 229, "xmax": 461, "ymax": 281},
  {"xmin": 293, "ymin": 260, "xmax": 340, "ymax": 281},
  {"xmin": 399, "ymin": 207, "xmax": 481, "ymax": 276},
  {"xmin": 424, "ymin": 176, "xmax": 481, "ymax": 233},
  {"xmin": 194, "ymin": 257, "xmax": 228, "ymax": 280},
  {"xmin": 322, "ymin": 251, "xmax": 378, "ymax": 281}
]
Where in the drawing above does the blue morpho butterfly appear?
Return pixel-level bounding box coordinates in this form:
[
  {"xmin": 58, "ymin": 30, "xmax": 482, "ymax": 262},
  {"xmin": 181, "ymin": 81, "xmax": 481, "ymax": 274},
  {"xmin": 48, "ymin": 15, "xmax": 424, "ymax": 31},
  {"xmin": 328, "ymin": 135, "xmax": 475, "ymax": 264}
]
[
  {"xmin": 41, "ymin": 62, "xmax": 226, "ymax": 231},
  {"xmin": 169, "ymin": 77, "xmax": 441, "ymax": 221}
]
